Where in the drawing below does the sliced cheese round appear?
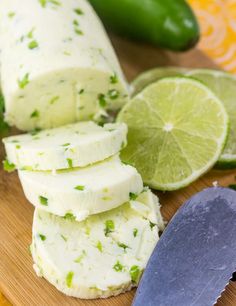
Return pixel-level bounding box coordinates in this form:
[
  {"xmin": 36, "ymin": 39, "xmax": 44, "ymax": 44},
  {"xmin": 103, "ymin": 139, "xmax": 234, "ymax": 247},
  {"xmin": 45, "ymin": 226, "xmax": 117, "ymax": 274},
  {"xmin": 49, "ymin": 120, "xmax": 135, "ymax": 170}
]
[
  {"xmin": 31, "ymin": 189, "xmax": 164, "ymax": 299},
  {"xmin": 19, "ymin": 156, "xmax": 143, "ymax": 221},
  {"xmin": 3, "ymin": 121, "xmax": 127, "ymax": 170},
  {"xmin": 0, "ymin": 0, "xmax": 128, "ymax": 131}
]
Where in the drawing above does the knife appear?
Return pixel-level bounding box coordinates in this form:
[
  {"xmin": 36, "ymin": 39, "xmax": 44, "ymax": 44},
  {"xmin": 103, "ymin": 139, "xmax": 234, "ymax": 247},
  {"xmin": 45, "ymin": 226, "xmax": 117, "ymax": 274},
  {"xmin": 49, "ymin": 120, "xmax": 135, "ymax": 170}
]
[{"xmin": 133, "ymin": 187, "xmax": 236, "ymax": 306}]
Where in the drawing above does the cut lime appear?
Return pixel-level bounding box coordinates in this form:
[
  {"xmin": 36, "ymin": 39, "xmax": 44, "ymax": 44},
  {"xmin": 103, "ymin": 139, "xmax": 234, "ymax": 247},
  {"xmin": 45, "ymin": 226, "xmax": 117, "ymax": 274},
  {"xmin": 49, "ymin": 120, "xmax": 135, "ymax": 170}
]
[
  {"xmin": 186, "ymin": 69, "xmax": 236, "ymax": 168},
  {"xmin": 118, "ymin": 77, "xmax": 229, "ymax": 191},
  {"xmin": 132, "ymin": 67, "xmax": 236, "ymax": 168},
  {"xmin": 131, "ymin": 67, "xmax": 187, "ymax": 96}
]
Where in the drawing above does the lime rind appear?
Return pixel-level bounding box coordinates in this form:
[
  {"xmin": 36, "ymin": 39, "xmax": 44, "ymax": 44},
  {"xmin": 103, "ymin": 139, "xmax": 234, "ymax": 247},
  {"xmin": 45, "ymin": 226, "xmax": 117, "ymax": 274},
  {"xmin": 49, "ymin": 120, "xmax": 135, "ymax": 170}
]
[
  {"xmin": 131, "ymin": 67, "xmax": 188, "ymax": 96},
  {"xmin": 118, "ymin": 77, "xmax": 229, "ymax": 191},
  {"xmin": 216, "ymin": 159, "xmax": 236, "ymax": 170},
  {"xmin": 185, "ymin": 68, "xmax": 236, "ymax": 80},
  {"xmin": 187, "ymin": 69, "xmax": 236, "ymax": 168}
]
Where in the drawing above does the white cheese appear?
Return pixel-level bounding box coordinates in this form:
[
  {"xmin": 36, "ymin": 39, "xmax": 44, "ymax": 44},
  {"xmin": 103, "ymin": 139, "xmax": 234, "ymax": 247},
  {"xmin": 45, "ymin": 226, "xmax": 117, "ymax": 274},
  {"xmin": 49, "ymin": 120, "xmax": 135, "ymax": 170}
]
[
  {"xmin": 3, "ymin": 121, "xmax": 127, "ymax": 170},
  {"xmin": 31, "ymin": 189, "xmax": 164, "ymax": 299},
  {"xmin": 18, "ymin": 155, "xmax": 143, "ymax": 220},
  {"xmin": 0, "ymin": 0, "xmax": 128, "ymax": 131}
]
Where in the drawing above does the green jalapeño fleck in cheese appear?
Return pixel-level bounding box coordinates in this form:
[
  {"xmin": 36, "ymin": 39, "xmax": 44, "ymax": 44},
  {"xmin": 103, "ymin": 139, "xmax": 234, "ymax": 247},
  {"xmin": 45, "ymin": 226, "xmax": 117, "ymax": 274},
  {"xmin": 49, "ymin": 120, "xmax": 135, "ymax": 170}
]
[
  {"xmin": 74, "ymin": 28, "xmax": 83, "ymax": 35},
  {"xmin": 28, "ymin": 40, "xmax": 39, "ymax": 49},
  {"xmin": 50, "ymin": 0, "xmax": 61, "ymax": 6},
  {"xmin": 21, "ymin": 166, "xmax": 34, "ymax": 171},
  {"xmin": 3, "ymin": 159, "xmax": 16, "ymax": 172},
  {"xmin": 102, "ymin": 196, "xmax": 112, "ymax": 201},
  {"xmin": 130, "ymin": 265, "xmax": 141, "ymax": 283},
  {"xmin": 96, "ymin": 241, "xmax": 103, "ymax": 253},
  {"xmin": 74, "ymin": 250, "xmax": 86, "ymax": 264},
  {"xmin": 39, "ymin": 0, "xmax": 61, "ymax": 8},
  {"xmin": 39, "ymin": 196, "xmax": 48, "ymax": 206},
  {"xmin": 66, "ymin": 158, "xmax": 73, "ymax": 168},
  {"xmin": 30, "ymin": 110, "xmax": 40, "ymax": 118},
  {"xmin": 117, "ymin": 242, "xmax": 129, "ymax": 252},
  {"xmin": 8, "ymin": 11, "xmax": 15, "ymax": 18},
  {"xmin": 38, "ymin": 234, "xmax": 46, "ymax": 241},
  {"xmin": 129, "ymin": 192, "xmax": 138, "ymax": 201},
  {"xmin": 60, "ymin": 234, "xmax": 68, "ymax": 242},
  {"xmin": 108, "ymin": 89, "xmax": 119, "ymax": 100},
  {"xmin": 27, "ymin": 28, "xmax": 35, "ymax": 39},
  {"xmin": 18, "ymin": 73, "xmax": 30, "ymax": 89},
  {"xmin": 73, "ymin": 20, "xmax": 83, "ymax": 36},
  {"xmin": 74, "ymin": 8, "xmax": 84, "ymax": 15},
  {"xmin": 49, "ymin": 96, "xmax": 59, "ymax": 104},
  {"xmin": 61, "ymin": 143, "xmax": 70, "ymax": 147},
  {"xmin": 133, "ymin": 228, "xmax": 138, "ymax": 237},
  {"xmin": 98, "ymin": 94, "xmax": 107, "ymax": 108},
  {"xmin": 63, "ymin": 213, "xmax": 76, "ymax": 221},
  {"xmin": 149, "ymin": 222, "xmax": 157, "ymax": 230},
  {"xmin": 110, "ymin": 74, "xmax": 118, "ymax": 84},
  {"xmin": 104, "ymin": 220, "xmax": 115, "ymax": 236},
  {"xmin": 113, "ymin": 261, "xmax": 124, "ymax": 272},
  {"xmin": 74, "ymin": 185, "xmax": 85, "ymax": 191},
  {"xmin": 66, "ymin": 271, "xmax": 74, "ymax": 288},
  {"xmin": 39, "ymin": 0, "xmax": 47, "ymax": 7}
]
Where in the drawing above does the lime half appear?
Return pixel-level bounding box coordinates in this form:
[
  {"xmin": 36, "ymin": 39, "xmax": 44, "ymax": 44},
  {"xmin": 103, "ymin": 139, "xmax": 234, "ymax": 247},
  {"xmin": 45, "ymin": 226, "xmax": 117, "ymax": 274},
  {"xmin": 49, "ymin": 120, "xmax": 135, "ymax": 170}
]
[
  {"xmin": 131, "ymin": 67, "xmax": 187, "ymax": 96},
  {"xmin": 118, "ymin": 77, "xmax": 229, "ymax": 191},
  {"xmin": 186, "ymin": 69, "xmax": 236, "ymax": 168}
]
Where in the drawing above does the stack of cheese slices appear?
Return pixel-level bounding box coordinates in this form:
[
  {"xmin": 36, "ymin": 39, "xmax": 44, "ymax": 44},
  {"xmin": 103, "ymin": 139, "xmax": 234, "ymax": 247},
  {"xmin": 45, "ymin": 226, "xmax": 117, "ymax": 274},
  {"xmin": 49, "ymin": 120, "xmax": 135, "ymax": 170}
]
[{"xmin": 3, "ymin": 121, "xmax": 164, "ymax": 299}]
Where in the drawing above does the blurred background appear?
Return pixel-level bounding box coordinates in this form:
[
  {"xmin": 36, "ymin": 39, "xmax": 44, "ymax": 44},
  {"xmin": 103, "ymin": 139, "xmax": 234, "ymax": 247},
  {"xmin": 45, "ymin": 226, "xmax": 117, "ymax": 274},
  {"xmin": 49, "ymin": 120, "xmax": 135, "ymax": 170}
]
[{"xmin": 189, "ymin": 0, "xmax": 236, "ymax": 74}]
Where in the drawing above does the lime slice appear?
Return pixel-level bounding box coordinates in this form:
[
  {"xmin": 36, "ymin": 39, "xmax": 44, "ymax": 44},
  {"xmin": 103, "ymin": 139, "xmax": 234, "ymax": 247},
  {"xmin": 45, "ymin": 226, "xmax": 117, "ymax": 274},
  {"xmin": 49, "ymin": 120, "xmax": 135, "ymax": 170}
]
[
  {"xmin": 118, "ymin": 77, "xmax": 229, "ymax": 191},
  {"xmin": 131, "ymin": 67, "xmax": 187, "ymax": 96},
  {"xmin": 132, "ymin": 67, "xmax": 236, "ymax": 168},
  {"xmin": 186, "ymin": 69, "xmax": 236, "ymax": 168}
]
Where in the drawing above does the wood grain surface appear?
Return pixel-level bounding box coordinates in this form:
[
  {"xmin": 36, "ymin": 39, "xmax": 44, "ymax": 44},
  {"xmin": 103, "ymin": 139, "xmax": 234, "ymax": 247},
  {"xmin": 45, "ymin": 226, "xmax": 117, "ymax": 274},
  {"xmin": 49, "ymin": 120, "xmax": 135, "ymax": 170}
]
[{"xmin": 0, "ymin": 35, "xmax": 235, "ymax": 306}]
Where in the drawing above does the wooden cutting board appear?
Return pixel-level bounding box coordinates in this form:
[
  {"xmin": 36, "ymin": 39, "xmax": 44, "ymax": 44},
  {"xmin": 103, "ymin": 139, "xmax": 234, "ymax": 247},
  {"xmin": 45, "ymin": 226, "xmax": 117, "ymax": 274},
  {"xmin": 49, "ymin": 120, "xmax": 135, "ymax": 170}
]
[{"xmin": 0, "ymin": 36, "xmax": 236, "ymax": 306}]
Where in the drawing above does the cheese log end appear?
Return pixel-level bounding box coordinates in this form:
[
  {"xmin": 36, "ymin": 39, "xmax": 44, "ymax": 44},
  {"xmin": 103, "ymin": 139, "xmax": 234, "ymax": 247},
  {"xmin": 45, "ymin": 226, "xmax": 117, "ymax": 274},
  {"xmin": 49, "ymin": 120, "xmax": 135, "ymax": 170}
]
[
  {"xmin": 31, "ymin": 190, "xmax": 164, "ymax": 299},
  {"xmin": 1, "ymin": 0, "xmax": 128, "ymax": 131}
]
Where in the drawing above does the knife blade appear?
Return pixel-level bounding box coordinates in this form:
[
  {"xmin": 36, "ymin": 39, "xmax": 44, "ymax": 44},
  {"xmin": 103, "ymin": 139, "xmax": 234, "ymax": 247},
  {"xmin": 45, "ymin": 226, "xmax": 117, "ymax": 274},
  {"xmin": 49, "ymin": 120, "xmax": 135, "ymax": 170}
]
[{"xmin": 133, "ymin": 187, "xmax": 236, "ymax": 306}]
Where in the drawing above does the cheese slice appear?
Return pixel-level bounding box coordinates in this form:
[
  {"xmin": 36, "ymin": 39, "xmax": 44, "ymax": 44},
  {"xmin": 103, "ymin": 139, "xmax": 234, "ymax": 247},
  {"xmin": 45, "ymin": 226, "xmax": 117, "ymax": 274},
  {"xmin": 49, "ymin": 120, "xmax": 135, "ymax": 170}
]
[
  {"xmin": 18, "ymin": 155, "xmax": 143, "ymax": 221},
  {"xmin": 0, "ymin": 0, "xmax": 128, "ymax": 131},
  {"xmin": 31, "ymin": 189, "xmax": 164, "ymax": 299},
  {"xmin": 3, "ymin": 121, "xmax": 127, "ymax": 170}
]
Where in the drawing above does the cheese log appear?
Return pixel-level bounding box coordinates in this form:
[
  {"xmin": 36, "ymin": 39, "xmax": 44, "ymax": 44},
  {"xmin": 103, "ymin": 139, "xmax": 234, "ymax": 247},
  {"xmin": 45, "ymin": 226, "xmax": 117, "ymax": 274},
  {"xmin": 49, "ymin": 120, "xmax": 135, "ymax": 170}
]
[
  {"xmin": 0, "ymin": 0, "xmax": 128, "ymax": 131},
  {"xmin": 18, "ymin": 155, "xmax": 143, "ymax": 221},
  {"xmin": 31, "ymin": 190, "xmax": 164, "ymax": 299},
  {"xmin": 3, "ymin": 121, "xmax": 127, "ymax": 170}
]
